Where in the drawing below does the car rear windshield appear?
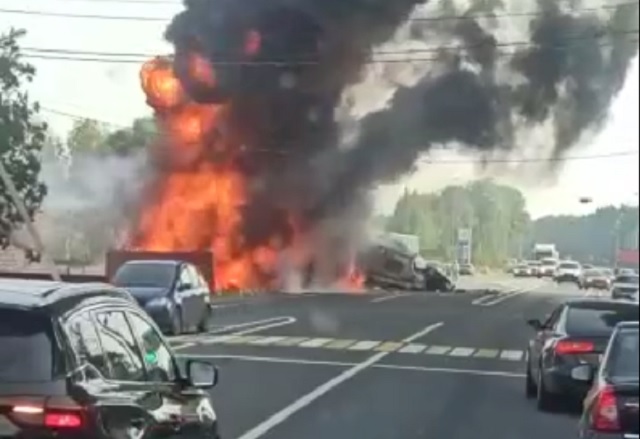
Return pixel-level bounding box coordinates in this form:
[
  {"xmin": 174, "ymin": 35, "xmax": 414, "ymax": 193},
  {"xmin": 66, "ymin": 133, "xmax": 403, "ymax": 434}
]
[
  {"xmin": 0, "ymin": 308, "xmax": 55, "ymax": 382},
  {"xmin": 113, "ymin": 263, "xmax": 177, "ymax": 288},
  {"xmin": 566, "ymin": 304, "xmax": 640, "ymax": 336},
  {"xmin": 608, "ymin": 330, "xmax": 639, "ymax": 382},
  {"xmin": 559, "ymin": 263, "xmax": 580, "ymax": 269},
  {"xmin": 584, "ymin": 269, "xmax": 603, "ymax": 277},
  {"xmin": 615, "ymin": 275, "xmax": 639, "ymax": 285}
]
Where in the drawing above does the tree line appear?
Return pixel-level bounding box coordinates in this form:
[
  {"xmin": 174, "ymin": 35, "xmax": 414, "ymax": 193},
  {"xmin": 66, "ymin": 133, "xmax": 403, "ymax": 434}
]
[{"xmin": 384, "ymin": 180, "xmax": 639, "ymax": 267}]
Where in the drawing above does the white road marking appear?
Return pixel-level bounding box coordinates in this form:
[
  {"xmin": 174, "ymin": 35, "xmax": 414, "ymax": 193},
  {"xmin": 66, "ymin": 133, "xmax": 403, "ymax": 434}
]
[
  {"xmin": 449, "ymin": 347, "xmax": 476, "ymax": 357},
  {"xmin": 299, "ymin": 338, "xmax": 333, "ymax": 348},
  {"xmin": 374, "ymin": 364, "xmax": 526, "ymax": 378},
  {"xmin": 348, "ymin": 341, "xmax": 381, "ymax": 351},
  {"xmin": 398, "ymin": 343, "xmax": 427, "ymax": 354},
  {"xmin": 250, "ymin": 336, "xmax": 287, "ymax": 346},
  {"xmin": 236, "ymin": 322, "xmax": 444, "ymax": 439},
  {"xmin": 371, "ymin": 293, "xmax": 414, "ymax": 303},
  {"xmin": 471, "ymin": 293, "xmax": 502, "ymax": 306},
  {"xmin": 172, "ymin": 317, "xmax": 296, "ymax": 350},
  {"xmin": 426, "ymin": 346, "xmax": 451, "ymax": 355},
  {"xmin": 499, "ymin": 350, "xmax": 524, "ymax": 361},
  {"xmin": 185, "ymin": 354, "xmax": 525, "ymax": 379},
  {"xmin": 209, "ymin": 316, "xmax": 296, "ymax": 335}
]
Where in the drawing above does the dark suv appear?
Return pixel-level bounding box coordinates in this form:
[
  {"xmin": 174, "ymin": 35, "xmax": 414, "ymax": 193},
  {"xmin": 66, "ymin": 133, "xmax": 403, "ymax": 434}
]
[{"xmin": 0, "ymin": 279, "xmax": 221, "ymax": 438}]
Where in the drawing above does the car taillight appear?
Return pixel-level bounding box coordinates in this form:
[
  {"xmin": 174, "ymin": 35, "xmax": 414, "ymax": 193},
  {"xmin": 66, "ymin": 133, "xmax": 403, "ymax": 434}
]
[
  {"xmin": 591, "ymin": 385, "xmax": 621, "ymax": 432},
  {"xmin": 555, "ymin": 340, "xmax": 595, "ymax": 355},
  {"xmin": 10, "ymin": 403, "xmax": 84, "ymax": 429},
  {"xmin": 44, "ymin": 411, "xmax": 84, "ymax": 428}
]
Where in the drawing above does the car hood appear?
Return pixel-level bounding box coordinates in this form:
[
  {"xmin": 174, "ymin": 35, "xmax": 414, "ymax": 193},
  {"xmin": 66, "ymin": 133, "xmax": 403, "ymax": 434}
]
[{"xmin": 123, "ymin": 286, "xmax": 171, "ymax": 305}]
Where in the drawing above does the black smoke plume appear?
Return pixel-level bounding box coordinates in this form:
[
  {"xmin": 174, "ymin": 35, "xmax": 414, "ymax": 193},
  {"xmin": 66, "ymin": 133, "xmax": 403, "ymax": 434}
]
[{"xmin": 161, "ymin": 0, "xmax": 638, "ymax": 280}]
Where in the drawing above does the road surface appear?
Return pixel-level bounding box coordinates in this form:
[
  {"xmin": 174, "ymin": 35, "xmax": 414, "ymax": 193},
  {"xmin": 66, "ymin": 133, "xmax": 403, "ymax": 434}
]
[{"xmin": 170, "ymin": 276, "xmax": 605, "ymax": 439}]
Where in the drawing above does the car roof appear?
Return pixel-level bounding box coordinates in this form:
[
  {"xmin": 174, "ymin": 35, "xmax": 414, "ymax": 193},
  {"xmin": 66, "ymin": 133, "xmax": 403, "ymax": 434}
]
[
  {"xmin": 120, "ymin": 259, "xmax": 182, "ymax": 266},
  {"xmin": 616, "ymin": 321, "xmax": 639, "ymax": 329},
  {"xmin": 564, "ymin": 298, "xmax": 639, "ymax": 308},
  {"xmin": 0, "ymin": 278, "xmax": 134, "ymax": 309}
]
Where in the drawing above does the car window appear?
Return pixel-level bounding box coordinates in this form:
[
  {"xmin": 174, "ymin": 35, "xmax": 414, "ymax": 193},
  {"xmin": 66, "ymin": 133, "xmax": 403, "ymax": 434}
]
[
  {"xmin": 566, "ymin": 304, "xmax": 640, "ymax": 335},
  {"xmin": 559, "ymin": 262, "xmax": 580, "ymax": 269},
  {"xmin": 113, "ymin": 263, "xmax": 177, "ymax": 289},
  {"xmin": 185, "ymin": 264, "xmax": 203, "ymax": 288},
  {"xmin": 178, "ymin": 266, "xmax": 193, "ymax": 289},
  {"xmin": 0, "ymin": 308, "xmax": 56, "ymax": 382},
  {"xmin": 615, "ymin": 275, "xmax": 639, "ymax": 285},
  {"xmin": 66, "ymin": 312, "xmax": 110, "ymax": 380},
  {"xmin": 126, "ymin": 312, "xmax": 176, "ymax": 383},
  {"xmin": 94, "ymin": 310, "xmax": 146, "ymax": 381},
  {"xmin": 607, "ymin": 330, "xmax": 639, "ymax": 382},
  {"xmin": 544, "ymin": 306, "xmax": 564, "ymax": 330}
]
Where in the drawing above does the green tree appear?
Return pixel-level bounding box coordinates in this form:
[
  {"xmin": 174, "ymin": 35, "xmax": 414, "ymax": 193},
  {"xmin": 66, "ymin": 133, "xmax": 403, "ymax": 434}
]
[
  {"xmin": 104, "ymin": 117, "xmax": 157, "ymax": 155},
  {"xmin": 67, "ymin": 119, "xmax": 107, "ymax": 154},
  {"xmin": 0, "ymin": 29, "xmax": 48, "ymax": 249}
]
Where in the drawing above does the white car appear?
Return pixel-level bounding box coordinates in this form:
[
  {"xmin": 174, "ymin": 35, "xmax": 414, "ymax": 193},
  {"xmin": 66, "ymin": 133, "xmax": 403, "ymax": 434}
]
[
  {"xmin": 513, "ymin": 264, "xmax": 532, "ymax": 277},
  {"xmin": 611, "ymin": 273, "xmax": 639, "ymax": 301},
  {"xmin": 554, "ymin": 261, "xmax": 583, "ymax": 285},
  {"xmin": 539, "ymin": 258, "xmax": 558, "ymax": 277}
]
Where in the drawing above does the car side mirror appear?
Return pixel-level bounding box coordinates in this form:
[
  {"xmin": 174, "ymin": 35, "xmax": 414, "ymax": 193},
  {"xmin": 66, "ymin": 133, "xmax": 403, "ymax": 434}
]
[
  {"xmin": 571, "ymin": 364, "xmax": 595, "ymax": 383},
  {"xmin": 527, "ymin": 319, "xmax": 544, "ymax": 331},
  {"xmin": 187, "ymin": 360, "xmax": 218, "ymax": 389}
]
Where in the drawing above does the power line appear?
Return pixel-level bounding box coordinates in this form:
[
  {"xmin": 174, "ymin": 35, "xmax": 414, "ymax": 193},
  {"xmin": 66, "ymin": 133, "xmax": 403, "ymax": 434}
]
[
  {"xmin": 39, "ymin": 105, "xmax": 638, "ymax": 165},
  {"xmin": 2, "ymin": 1, "xmax": 638, "ymax": 22},
  {"xmin": 21, "ymin": 29, "xmax": 639, "ymax": 59},
  {"xmin": 19, "ymin": 31, "xmax": 640, "ymax": 65}
]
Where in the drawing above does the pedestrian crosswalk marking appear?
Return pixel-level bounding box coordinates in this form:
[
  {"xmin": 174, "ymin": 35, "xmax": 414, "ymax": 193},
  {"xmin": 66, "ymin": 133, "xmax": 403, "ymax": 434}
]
[
  {"xmin": 399, "ymin": 343, "xmax": 427, "ymax": 354},
  {"xmin": 299, "ymin": 338, "xmax": 332, "ymax": 348},
  {"xmin": 500, "ymin": 350, "xmax": 524, "ymax": 361},
  {"xmin": 376, "ymin": 342, "xmax": 404, "ymax": 352},
  {"xmin": 474, "ymin": 349, "xmax": 499, "ymax": 359},
  {"xmin": 325, "ymin": 339, "xmax": 357, "ymax": 349},
  {"xmin": 426, "ymin": 346, "xmax": 451, "ymax": 355},
  {"xmin": 170, "ymin": 334, "xmax": 524, "ymax": 363},
  {"xmin": 349, "ymin": 341, "xmax": 381, "ymax": 351},
  {"xmin": 449, "ymin": 347, "xmax": 475, "ymax": 357}
]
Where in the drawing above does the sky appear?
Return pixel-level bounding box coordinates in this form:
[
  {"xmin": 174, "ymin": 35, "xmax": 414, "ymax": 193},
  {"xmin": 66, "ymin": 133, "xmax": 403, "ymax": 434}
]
[{"xmin": 1, "ymin": 0, "xmax": 638, "ymax": 220}]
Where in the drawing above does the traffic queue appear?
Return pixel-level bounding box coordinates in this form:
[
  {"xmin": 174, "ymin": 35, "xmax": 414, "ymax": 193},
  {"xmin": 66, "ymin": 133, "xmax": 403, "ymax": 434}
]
[{"xmin": 522, "ymin": 275, "xmax": 639, "ymax": 438}]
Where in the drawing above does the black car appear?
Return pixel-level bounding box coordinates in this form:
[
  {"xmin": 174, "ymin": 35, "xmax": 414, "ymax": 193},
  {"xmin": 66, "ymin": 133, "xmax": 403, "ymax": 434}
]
[
  {"xmin": 112, "ymin": 260, "xmax": 212, "ymax": 335},
  {"xmin": 525, "ymin": 299, "xmax": 639, "ymax": 411},
  {"xmin": 0, "ymin": 279, "xmax": 220, "ymax": 438},
  {"xmin": 575, "ymin": 322, "xmax": 639, "ymax": 439}
]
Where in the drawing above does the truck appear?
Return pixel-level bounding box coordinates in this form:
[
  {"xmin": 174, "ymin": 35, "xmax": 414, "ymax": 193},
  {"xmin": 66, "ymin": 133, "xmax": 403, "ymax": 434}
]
[{"xmin": 532, "ymin": 243, "xmax": 559, "ymax": 261}]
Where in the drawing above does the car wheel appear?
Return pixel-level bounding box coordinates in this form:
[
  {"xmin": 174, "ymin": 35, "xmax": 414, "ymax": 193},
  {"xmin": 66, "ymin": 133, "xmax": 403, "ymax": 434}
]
[
  {"xmin": 536, "ymin": 368, "xmax": 555, "ymax": 412},
  {"xmin": 197, "ymin": 306, "xmax": 211, "ymax": 333},
  {"xmin": 525, "ymin": 360, "xmax": 537, "ymax": 399},
  {"xmin": 170, "ymin": 309, "xmax": 183, "ymax": 336}
]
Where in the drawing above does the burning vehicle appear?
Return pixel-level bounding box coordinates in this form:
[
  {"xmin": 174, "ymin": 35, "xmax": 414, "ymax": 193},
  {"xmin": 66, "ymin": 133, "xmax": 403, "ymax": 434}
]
[{"xmin": 359, "ymin": 235, "xmax": 455, "ymax": 292}]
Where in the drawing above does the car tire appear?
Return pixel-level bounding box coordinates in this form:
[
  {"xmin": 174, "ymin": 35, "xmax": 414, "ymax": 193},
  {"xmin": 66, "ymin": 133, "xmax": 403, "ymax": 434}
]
[
  {"xmin": 170, "ymin": 309, "xmax": 183, "ymax": 336},
  {"xmin": 525, "ymin": 360, "xmax": 537, "ymax": 399},
  {"xmin": 536, "ymin": 368, "xmax": 555, "ymax": 412}
]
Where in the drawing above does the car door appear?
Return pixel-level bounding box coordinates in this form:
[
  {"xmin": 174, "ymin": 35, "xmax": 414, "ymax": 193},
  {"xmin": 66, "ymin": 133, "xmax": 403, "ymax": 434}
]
[
  {"xmin": 186, "ymin": 264, "xmax": 210, "ymax": 325},
  {"xmin": 125, "ymin": 310, "xmax": 218, "ymax": 437},
  {"xmin": 64, "ymin": 306, "xmax": 174, "ymax": 439},
  {"xmin": 176, "ymin": 265, "xmax": 197, "ymax": 331},
  {"xmin": 530, "ymin": 306, "xmax": 564, "ymax": 378}
]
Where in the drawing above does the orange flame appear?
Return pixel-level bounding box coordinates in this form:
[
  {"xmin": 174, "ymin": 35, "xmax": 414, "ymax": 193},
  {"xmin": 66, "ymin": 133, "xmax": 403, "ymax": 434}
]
[{"xmin": 133, "ymin": 54, "xmax": 362, "ymax": 293}]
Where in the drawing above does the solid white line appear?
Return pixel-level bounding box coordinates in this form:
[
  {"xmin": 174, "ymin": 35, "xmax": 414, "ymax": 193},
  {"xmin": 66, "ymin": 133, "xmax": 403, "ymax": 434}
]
[
  {"xmin": 471, "ymin": 293, "xmax": 501, "ymax": 305},
  {"xmin": 371, "ymin": 293, "xmax": 413, "ymax": 303},
  {"xmin": 182, "ymin": 354, "xmax": 356, "ymax": 367},
  {"xmin": 236, "ymin": 321, "xmax": 443, "ymax": 439},
  {"xmin": 479, "ymin": 290, "xmax": 524, "ymax": 307},
  {"xmin": 225, "ymin": 317, "xmax": 297, "ymax": 336}
]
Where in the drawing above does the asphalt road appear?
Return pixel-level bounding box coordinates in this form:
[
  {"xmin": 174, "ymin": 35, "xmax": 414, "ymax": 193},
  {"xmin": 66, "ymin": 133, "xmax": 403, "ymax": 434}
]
[{"xmin": 170, "ymin": 276, "xmax": 608, "ymax": 439}]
